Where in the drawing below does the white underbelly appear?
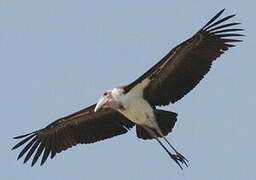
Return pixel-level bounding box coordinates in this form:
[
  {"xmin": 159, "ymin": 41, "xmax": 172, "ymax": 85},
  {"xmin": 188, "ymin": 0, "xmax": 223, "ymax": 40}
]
[{"xmin": 118, "ymin": 92, "xmax": 156, "ymax": 128}]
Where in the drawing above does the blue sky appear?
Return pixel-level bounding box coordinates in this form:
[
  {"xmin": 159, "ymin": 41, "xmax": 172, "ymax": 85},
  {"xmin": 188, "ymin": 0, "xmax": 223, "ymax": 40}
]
[{"xmin": 1, "ymin": 1, "xmax": 255, "ymax": 180}]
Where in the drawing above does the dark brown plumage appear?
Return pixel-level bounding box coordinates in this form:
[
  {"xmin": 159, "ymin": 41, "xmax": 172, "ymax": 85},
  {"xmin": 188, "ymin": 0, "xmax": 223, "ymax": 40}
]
[
  {"xmin": 124, "ymin": 9, "xmax": 243, "ymax": 106},
  {"xmin": 12, "ymin": 105, "xmax": 134, "ymax": 166}
]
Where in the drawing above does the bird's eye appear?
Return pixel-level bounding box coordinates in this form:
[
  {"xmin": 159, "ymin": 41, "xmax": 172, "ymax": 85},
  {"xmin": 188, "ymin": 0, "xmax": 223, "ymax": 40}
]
[{"xmin": 103, "ymin": 92, "xmax": 108, "ymax": 96}]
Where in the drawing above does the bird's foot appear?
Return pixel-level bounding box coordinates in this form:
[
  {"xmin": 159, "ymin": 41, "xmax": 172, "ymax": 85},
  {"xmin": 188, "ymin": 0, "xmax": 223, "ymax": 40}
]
[{"xmin": 170, "ymin": 152, "xmax": 189, "ymax": 169}]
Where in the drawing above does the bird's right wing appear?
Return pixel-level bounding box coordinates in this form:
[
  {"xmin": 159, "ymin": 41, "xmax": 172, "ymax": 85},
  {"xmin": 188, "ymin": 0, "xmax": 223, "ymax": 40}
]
[{"xmin": 12, "ymin": 104, "xmax": 134, "ymax": 166}]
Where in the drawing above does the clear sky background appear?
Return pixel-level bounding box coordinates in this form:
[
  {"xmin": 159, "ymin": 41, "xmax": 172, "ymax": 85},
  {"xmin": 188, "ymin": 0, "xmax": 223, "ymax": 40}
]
[{"xmin": 1, "ymin": 1, "xmax": 255, "ymax": 180}]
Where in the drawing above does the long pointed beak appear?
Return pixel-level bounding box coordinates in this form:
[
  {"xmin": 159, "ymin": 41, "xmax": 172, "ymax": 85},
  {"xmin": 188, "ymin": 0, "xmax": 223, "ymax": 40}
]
[{"xmin": 94, "ymin": 97, "xmax": 108, "ymax": 112}]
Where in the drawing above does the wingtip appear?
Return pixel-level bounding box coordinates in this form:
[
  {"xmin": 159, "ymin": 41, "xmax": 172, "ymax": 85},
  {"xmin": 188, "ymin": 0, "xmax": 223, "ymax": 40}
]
[
  {"xmin": 220, "ymin": 8, "xmax": 225, "ymax": 14},
  {"xmin": 31, "ymin": 161, "xmax": 37, "ymax": 167},
  {"xmin": 13, "ymin": 132, "xmax": 34, "ymax": 139},
  {"xmin": 40, "ymin": 159, "xmax": 46, "ymax": 166},
  {"xmin": 17, "ymin": 153, "xmax": 23, "ymax": 160},
  {"xmin": 12, "ymin": 133, "xmax": 37, "ymax": 151},
  {"xmin": 201, "ymin": 9, "xmax": 226, "ymax": 31},
  {"xmin": 218, "ymin": 8, "xmax": 225, "ymax": 17}
]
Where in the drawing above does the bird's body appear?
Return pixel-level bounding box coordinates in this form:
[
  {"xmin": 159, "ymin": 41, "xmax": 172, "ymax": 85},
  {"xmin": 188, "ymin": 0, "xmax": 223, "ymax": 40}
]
[
  {"xmin": 12, "ymin": 9, "xmax": 243, "ymax": 169},
  {"xmin": 119, "ymin": 89, "xmax": 155, "ymax": 127},
  {"xmin": 114, "ymin": 79, "xmax": 157, "ymax": 128}
]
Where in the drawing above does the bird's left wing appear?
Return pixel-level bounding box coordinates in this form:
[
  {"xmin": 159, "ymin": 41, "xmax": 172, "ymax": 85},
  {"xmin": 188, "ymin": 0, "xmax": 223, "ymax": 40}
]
[
  {"xmin": 124, "ymin": 9, "xmax": 243, "ymax": 106},
  {"xmin": 12, "ymin": 104, "xmax": 134, "ymax": 166}
]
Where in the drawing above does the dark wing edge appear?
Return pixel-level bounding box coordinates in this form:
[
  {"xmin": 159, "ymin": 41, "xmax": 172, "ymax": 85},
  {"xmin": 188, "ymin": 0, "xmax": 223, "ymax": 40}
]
[
  {"xmin": 12, "ymin": 105, "xmax": 134, "ymax": 166},
  {"xmin": 130, "ymin": 9, "xmax": 243, "ymax": 106}
]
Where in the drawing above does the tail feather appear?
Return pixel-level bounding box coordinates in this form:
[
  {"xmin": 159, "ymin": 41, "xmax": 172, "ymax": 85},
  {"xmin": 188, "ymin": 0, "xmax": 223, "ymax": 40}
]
[{"xmin": 136, "ymin": 110, "xmax": 177, "ymax": 139}]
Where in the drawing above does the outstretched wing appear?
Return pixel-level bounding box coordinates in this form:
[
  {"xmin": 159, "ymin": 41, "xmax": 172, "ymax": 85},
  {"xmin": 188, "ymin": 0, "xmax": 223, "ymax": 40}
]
[
  {"xmin": 12, "ymin": 104, "xmax": 134, "ymax": 166},
  {"xmin": 124, "ymin": 9, "xmax": 243, "ymax": 106}
]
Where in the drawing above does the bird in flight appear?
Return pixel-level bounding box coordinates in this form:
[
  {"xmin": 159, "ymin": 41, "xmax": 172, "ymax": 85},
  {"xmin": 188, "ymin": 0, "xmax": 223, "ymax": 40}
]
[{"xmin": 12, "ymin": 9, "xmax": 243, "ymax": 169}]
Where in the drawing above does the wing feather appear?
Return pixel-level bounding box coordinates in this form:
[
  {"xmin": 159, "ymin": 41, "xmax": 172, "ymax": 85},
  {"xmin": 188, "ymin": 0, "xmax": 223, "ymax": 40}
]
[
  {"xmin": 124, "ymin": 9, "xmax": 243, "ymax": 106},
  {"xmin": 12, "ymin": 105, "xmax": 134, "ymax": 166}
]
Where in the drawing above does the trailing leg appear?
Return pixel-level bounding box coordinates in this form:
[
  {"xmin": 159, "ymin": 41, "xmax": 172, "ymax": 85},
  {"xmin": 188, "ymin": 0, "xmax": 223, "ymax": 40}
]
[{"xmin": 143, "ymin": 126, "xmax": 188, "ymax": 169}]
